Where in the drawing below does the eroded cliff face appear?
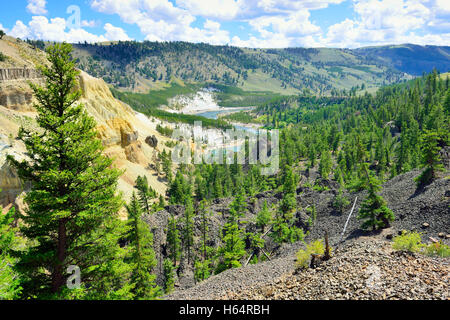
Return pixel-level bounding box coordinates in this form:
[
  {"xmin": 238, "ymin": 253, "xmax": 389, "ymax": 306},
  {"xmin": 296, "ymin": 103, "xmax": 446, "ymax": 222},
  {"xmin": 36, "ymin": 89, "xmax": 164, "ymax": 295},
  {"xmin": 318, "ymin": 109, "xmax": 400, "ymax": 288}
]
[
  {"xmin": 77, "ymin": 70, "xmax": 139, "ymax": 147},
  {"xmin": 0, "ymin": 39, "xmax": 171, "ymax": 214},
  {"xmin": 0, "ymin": 80, "xmax": 38, "ymax": 112},
  {"xmin": 0, "ymin": 68, "xmax": 41, "ymax": 81}
]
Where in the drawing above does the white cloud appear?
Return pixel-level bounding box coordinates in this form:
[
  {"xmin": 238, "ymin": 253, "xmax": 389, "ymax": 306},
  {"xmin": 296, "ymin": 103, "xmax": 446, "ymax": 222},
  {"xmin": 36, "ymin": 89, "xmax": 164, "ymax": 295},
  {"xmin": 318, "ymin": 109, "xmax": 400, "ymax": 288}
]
[
  {"xmin": 26, "ymin": 0, "xmax": 47, "ymax": 15},
  {"xmin": 91, "ymin": 0, "xmax": 232, "ymax": 44},
  {"xmin": 319, "ymin": 0, "xmax": 450, "ymax": 48},
  {"xmin": 249, "ymin": 10, "xmax": 321, "ymax": 37},
  {"xmin": 176, "ymin": 0, "xmax": 240, "ymax": 20},
  {"xmin": 434, "ymin": 0, "xmax": 450, "ymax": 14},
  {"xmin": 104, "ymin": 23, "xmax": 131, "ymax": 41},
  {"xmin": 89, "ymin": 0, "xmax": 331, "ymax": 47},
  {"xmin": 204, "ymin": 19, "xmax": 221, "ymax": 31},
  {"xmin": 13, "ymin": 0, "xmax": 446, "ymax": 48},
  {"xmin": 231, "ymin": 34, "xmax": 291, "ymax": 48},
  {"xmin": 10, "ymin": 21, "xmax": 30, "ymax": 39},
  {"xmin": 8, "ymin": 16, "xmax": 132, "ymax": 44}
]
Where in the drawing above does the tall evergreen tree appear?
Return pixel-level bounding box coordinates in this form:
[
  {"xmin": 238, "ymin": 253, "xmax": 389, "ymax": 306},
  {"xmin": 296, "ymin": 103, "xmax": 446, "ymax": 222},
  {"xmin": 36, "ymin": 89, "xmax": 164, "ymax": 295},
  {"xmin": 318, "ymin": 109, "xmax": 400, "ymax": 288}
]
[
  {"xmin": 0, "ymin": 191, "xmax": 21, "ymax": 300},
  {"xmin": 134, "ymin": 175, "xmax": 156, "ymax": 216},
  {"xmin": 319, "ymin": 150, "xmax": 332, "ymax": 179},
  {"xmin": 166, "ymin": 215, "xmax": 181, "ymax": 267},
  {"xmin": 357, "ymin": 166, "xmax": 395, "ymax": 230},
  {"xmin": 216, "ymin": 223, "xmax": 246, "ymax": 273},
  {"xmin": 198, "ymin": 200, "xmax": 212, "ymax": 261},
  {"xmin": 182, "ymin": 197, "xmax": 195, "ymax": 264},
  {"xmin": 7, "ymin": 43, "xmax": 130, "ymax": 298},
  {"xmin": 228, "ymin": 188, "xmax": 247, "ymax": 224},
  {"xmin": 125, "ymin": 192, "xmax": 161, "ymax": 299},
  {"xmin": 415, "ymin": 130, "xmax": 444, "ymax": 187},
  {"xmin": 256, "ymin": 200, "xmax": 272, "ymax": 233},
  {"xmin": 163, "ymin": 259, "xmax": 175, "ymax": 294}
]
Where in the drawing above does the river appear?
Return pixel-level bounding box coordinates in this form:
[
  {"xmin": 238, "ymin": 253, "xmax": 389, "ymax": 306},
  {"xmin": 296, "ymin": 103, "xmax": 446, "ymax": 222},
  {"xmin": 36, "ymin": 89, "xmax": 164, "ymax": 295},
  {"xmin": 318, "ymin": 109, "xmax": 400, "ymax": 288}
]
[{"xmin": 195, "ymin": 107, "xmax": 259, "ymax": 134}]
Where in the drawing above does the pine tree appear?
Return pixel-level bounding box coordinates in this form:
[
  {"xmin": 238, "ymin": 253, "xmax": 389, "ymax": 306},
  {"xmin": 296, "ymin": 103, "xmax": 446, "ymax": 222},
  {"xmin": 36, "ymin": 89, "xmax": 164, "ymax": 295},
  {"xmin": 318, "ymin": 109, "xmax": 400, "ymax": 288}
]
[
  {"xmin": 166, "ymin": 215, "xmax": 181, "ymax": 266},
  {"xmin": 245, "ymin": 232, "xmax": 265, "ymax": 264},
  {"xmin": 125, "ymin": 192, "xmax": 161, "ymax": 299},
  {"xmin": 272, "ymin": 166, "xmax": 303, "ymax": 243},
  {"xmin": 7, "ymin": 43, "xmax": 131, "ymax": 299},
  {"xmin": 333, "ymin": 188, "xmax": 350, "ymax": 215},
  {"xmin": 228, "ymin": 188, "xmax": 247, "ymax": 224},
  {"xmin": 194, "ymin": 259, "xmax": 211, "ymax": 283},
  {"xmin": 216, "ymin": 223, "xmax": 246, "ymax": 273},
  {"xmin": 256, "ymin": 200, "xmax": 272, "ymax": 233},
  {"xmin": 163, "ymin": 259, "xmax": 175, "ymax": 294},
  {"xmin": 198, "ymin": 200, "xmax": 212, "ymax": 261},
  {"xmin": 134, "ymin": 175, "xmax": 156, "ymax": 216},
  {"xmin": 161, "ymin": 150, "xmax": 173, "ymax": 182},
  {"xmin": 357, "ymin": 166, "xmax": 395, "ymax": 230},
  {"xmin": 319, "ymin": 150, "xmax": 332, "ymax": 179},
  {"xmin": 194, "ymin": 200, "xmax": 214, "ymax": 283},
  {"xmin": 415, "ymin": 130, "xmax": 445, "ymax": 187},
  {"xmin": 169, "ymin": 170, "xmax": 190, "ymax": 204},
  {"xmin": 0, "ymin": 191, "xmax": 22, "ymax": 300},
  {"xmin": 182, "ymin": 197, "xmax": 195, "ymax": 264},
  {"xmin": 444, "ymin": 89, "xmax": 450, "ymax": 115}
]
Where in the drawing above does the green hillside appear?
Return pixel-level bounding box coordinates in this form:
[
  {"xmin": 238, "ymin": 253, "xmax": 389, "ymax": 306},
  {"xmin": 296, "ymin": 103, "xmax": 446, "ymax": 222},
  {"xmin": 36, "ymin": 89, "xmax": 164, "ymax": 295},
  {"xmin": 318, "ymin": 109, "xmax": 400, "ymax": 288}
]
[{"xmin": 68, "ymin": 41, "xmax": 409, "ymax": 95}]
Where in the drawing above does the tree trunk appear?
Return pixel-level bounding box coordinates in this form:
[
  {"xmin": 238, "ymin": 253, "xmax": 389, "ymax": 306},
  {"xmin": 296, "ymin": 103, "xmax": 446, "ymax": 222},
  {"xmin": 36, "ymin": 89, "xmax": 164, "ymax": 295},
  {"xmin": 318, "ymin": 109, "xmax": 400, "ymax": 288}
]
[{"xmin": 52, "ymin": 218, "xmax": 67, "ymax": 293}]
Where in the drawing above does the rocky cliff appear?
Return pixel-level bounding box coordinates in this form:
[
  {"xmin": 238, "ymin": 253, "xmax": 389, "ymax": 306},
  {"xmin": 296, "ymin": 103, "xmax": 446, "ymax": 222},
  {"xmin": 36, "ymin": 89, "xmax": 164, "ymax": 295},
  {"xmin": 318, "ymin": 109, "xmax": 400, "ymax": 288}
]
[
  {"xmin": 0, "ymin": 68, "xmax": 41, "ymax": 81},
  {"xmin": 0, "ymin": 37, "xmax": 172, "ymax": 214}
]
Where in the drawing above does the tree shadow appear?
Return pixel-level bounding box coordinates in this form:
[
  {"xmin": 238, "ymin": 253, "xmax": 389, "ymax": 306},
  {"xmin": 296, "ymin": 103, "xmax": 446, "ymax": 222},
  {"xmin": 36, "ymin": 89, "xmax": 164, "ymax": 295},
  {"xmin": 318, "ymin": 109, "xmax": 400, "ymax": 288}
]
[
  {"xmin": 345, "ymin": 228, "xmax": 383, "ymax": 241},
  {"xmin": 409, "ymin": 182, "xmax": 427, "ymax": 200}
]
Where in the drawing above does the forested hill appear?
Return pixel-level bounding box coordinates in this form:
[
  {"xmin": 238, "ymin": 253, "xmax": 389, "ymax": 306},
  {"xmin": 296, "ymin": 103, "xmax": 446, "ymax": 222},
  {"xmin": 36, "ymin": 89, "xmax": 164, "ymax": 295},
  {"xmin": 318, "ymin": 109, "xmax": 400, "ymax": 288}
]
[
  {"xmin": 355, "ymin": 44, "xmax": 450, "ymax": 76},
  {"xmin": 63, "ymin": 41, "xmax": 420, "ymax": 94}
]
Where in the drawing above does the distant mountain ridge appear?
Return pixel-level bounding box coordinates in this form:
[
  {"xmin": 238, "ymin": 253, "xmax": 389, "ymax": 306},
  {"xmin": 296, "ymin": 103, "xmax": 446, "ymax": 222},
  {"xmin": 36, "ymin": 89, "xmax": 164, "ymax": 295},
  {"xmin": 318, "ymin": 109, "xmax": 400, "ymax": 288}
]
[
  {"xmin": 355, "ymin": 44, "xmax": 450, "ymax": 76},
  {"xmin": 21, "ymin": 39, "xmax": 450, "ymax": 95}
]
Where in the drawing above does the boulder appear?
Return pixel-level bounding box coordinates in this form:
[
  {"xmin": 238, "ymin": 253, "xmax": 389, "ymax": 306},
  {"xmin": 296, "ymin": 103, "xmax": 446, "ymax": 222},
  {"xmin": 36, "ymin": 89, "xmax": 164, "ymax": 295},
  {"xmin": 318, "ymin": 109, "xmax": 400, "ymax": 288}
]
[
  {"xmin": 124, "ymin": 141, "xmax": 146, "ymax": 164},
  {"xmin": 145, "ymin": 135, "xmax": 158, "ymax": 148},
  {"xmin": 121, "ymin": 129, "xmax": 138, "ymax": 147}
]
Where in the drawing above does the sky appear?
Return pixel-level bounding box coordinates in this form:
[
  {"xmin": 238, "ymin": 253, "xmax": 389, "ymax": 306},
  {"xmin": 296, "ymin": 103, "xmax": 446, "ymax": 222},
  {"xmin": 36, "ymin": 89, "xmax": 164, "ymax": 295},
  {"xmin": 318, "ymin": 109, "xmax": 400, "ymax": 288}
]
[{"xmin": 0, "ymin": 0, "xmax": 449, "ymax": 48}]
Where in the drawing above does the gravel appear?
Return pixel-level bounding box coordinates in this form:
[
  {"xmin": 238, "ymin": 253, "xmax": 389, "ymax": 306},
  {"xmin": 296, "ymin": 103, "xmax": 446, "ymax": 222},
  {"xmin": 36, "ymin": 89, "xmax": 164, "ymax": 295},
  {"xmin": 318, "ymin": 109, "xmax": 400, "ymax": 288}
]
[{"xmin": 226, "ymin": 237, "xmax": 449, "ymax": 300}]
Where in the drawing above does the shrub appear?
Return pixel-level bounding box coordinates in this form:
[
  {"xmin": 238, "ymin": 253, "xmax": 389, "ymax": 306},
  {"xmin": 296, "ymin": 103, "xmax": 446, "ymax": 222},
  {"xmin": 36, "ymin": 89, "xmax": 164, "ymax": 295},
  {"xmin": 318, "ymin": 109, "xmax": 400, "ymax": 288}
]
[
  {"xmin": 392, "ymin": 231, "xmax": 423, "ymax": 253},
  {"xmin": 308, "ymin": 239, "xmax": 325, "ymax": 256},
  {"xmin": 194, "ymin": 259, "xmax": 212, "ymax": 283},
  {"xmin": 333, "ymin": 189, "xmax": 350, "ymax": 214},
  {"xmin": 295, "ymin": 239, "xmax": 330, "ymax": 270},
  {"xmin": 392, "ymin": 231, "xmax": 450, "ymax": 258},
  {"xmin": 424, "ymin": 241, "xmax": 450, "ymax": 258},
  {"xmin": 295, "ymin": 248, "xmax": 311, "ymax": 269}
]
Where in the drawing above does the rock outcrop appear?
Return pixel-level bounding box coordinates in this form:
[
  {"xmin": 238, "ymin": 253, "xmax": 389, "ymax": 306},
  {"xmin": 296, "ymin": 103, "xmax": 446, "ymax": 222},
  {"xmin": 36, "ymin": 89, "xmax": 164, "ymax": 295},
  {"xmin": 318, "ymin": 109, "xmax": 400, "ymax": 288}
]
[
  {"xmin": 0, "ymin": 38, "xmax": 173, "ymax": 213},
  {"xmin": 145, "ymin": 135, "xmax": 158, "ymax": 148},
  {"xmin": 0, "ymin": 68, "xmax": 41, "ymax": 81}
]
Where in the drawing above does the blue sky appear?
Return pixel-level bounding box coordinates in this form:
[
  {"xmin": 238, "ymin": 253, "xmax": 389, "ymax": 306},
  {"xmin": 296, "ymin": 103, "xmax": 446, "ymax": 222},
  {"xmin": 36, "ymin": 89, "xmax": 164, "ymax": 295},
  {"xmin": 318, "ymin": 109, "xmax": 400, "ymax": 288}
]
[{"xmin": 0, "ymin": 0, "xmax": 449, "ymax": 48}]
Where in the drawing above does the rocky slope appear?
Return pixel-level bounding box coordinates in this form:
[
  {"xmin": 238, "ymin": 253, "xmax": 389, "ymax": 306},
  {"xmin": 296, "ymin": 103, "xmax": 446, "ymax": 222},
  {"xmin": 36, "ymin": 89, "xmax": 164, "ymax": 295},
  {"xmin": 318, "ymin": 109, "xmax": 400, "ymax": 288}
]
[
  {"xmin": 0, "ymin": 36, "xmax": 173, "ymax": 214},
  {"xmin": 163, "ymin": 170, "xmax": 449, "ymax": 299},
  {"xmin": 166, "ymin": 233, "xmax": 449, "ymax": 300},
  {"xmin": 225, "ymin": 236, "xmax": 449, "ymax": 300}
]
